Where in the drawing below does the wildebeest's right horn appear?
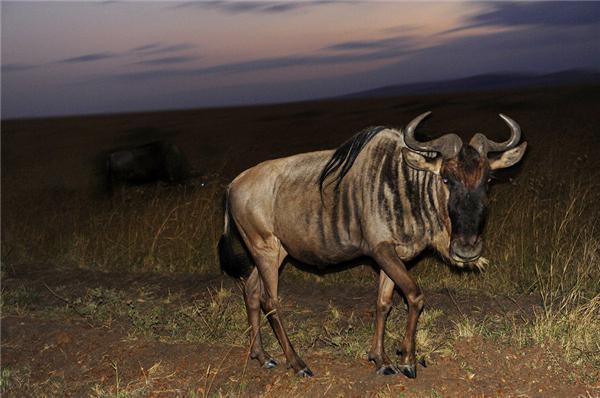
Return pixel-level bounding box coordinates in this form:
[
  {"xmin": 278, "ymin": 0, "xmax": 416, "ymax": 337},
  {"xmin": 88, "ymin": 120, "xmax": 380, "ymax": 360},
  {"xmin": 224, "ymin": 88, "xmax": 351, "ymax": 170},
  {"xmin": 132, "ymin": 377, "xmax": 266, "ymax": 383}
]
[
  {"xmin": 404, "ymin": 112, "xmax": 462, "ymax": 159},
  {"xmin": 470, "ymin": 113, "xmax": 521, "ymax": 156}
]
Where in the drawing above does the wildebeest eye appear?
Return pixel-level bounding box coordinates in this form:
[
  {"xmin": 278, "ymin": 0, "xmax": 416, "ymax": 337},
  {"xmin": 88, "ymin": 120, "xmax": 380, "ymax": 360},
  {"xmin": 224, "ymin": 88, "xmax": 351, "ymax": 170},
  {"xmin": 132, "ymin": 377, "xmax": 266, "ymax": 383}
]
[
  {"xmin": 487, "ymin": 177, "xmax": 492, "ymax": 183},
  {"xmin": 442, "ymin": 178, "xmax": 448, "ymax": 184}
]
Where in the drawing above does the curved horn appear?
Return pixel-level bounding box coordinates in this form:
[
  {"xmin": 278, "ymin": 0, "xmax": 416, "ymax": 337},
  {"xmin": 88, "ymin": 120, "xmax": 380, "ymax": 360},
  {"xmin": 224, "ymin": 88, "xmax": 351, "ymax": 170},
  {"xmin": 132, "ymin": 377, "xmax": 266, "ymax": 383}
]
[
  {"xmin": 470, "ymin": 113, "xmax": 521, "ymax": 156},
  {"xmin": 404, "ymin": 111, "xmax": 462, "ymax": 159}
]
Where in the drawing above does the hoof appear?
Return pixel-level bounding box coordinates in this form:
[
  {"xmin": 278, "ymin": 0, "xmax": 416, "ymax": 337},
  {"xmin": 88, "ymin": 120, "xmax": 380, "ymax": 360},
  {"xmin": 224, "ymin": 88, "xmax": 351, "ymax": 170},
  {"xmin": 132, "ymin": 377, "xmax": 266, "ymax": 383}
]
[
  {"xmin": 376, "ymin": 365, "xmax": 398, "ymax": 375},
  {"xmin": 296, "ymin": 367, "xmax": 314, "ymax": 377},
  {"xmin": 397, "ymin": 364, "xmax": 417, "ymax": 379},
  {"xmin": 418, "ymin": 357, "xmax": 427, "ymax": 368},
  {"xmin": 264, "ymin": 359, "xmax": 278, "ymax": 369}
]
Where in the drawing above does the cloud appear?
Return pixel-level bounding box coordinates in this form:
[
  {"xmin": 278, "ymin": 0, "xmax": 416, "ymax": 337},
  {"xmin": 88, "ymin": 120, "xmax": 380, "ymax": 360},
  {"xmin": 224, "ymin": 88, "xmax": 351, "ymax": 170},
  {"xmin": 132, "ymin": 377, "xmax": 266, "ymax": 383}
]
[
  {"xmin": 130, "ymin": 43, "xmax": 195, "ymax": 56},
  {"xmin": 324, "ymin": 36, "xmax": 413, "ymax": 52},
  {"xmin": 1, "ymin": 63, "xmax": 39, "ymax": 72},
  {"xmin": 51, "ymin": 43, "xmax": 197, "ymax": 66},
  {"xmin": 135, "ymin": 55, "xmax": 198, "ymax": 66},
  {"xmin": 448, "ymin": 2, "xmax": 600, "ymax": 33},
  {"xmin": 59, "ymin": 52, "xmax": 117, "ymax": 63},
  {"xmin": 130, "ymin": 43, "xmax": 162, "ymax": 53},
  {"xmin": 367, "ymin": 23, "xmax": 600, "ymax": 86},
  {"xmin": 175, "ymin": 0, "xmax": 336, "ymax": 14},
  {"xmin": 101, "ymin": 32, "xmax": 416, "ymax": 82},
  {"xmin": 381, "ymin": 25, "xmax": 419, "ymax": 34},
  {"xmin": 5, "ymin": 42, "xmax": 198, "ymax": 73},
  {"xmin": 107, "ymin": 42, "xmax": 415, "ymax": 82}
]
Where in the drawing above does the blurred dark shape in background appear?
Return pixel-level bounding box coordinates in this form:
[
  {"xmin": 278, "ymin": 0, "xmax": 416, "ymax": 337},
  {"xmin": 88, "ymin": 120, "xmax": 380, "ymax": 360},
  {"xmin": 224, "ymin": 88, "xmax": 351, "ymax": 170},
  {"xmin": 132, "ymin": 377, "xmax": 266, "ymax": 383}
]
[{"xmin": 103, "ymin": 139, "xmax": 191, "ymax": 194}]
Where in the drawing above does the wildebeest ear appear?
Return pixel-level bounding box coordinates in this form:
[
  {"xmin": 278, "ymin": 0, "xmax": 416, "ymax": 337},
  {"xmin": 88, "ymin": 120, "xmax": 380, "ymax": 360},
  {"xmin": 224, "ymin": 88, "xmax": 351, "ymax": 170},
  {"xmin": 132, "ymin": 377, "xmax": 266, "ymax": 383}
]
[
  {"xmin": 489, "ymin": 142, "xmax": 527, "ymax": 170},
  {"xmin": 401, "ymin": 148, "xmax": 442, "ymax": 175}
]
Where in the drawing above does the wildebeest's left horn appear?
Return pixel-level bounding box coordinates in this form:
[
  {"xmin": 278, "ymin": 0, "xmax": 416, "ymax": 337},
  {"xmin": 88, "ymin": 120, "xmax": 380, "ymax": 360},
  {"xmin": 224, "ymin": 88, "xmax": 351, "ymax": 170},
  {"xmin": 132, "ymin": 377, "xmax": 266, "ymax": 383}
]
[
  {"xmin": 470, "ymin": 114, "xmax": 521, "ymax": 156},
  {"xmin": 404, "ymin": 111, "xmax": 462, "ymax": 159}
]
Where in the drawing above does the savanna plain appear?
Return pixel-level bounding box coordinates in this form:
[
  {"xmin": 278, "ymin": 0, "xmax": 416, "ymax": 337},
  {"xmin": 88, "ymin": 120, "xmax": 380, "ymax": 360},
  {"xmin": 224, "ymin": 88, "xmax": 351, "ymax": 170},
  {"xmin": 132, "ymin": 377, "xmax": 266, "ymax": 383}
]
[{"xmin": 1, "ymin": 85, "xmax": 599, "ymax": 397}]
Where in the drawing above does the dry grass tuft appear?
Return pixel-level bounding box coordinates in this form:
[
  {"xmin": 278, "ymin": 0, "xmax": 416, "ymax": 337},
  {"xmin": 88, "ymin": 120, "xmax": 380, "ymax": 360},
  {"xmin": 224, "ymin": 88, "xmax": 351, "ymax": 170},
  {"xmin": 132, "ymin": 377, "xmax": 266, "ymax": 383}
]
[{"xmin": 529, "ymin": 185, "xmax": 599, "ymax": 367}]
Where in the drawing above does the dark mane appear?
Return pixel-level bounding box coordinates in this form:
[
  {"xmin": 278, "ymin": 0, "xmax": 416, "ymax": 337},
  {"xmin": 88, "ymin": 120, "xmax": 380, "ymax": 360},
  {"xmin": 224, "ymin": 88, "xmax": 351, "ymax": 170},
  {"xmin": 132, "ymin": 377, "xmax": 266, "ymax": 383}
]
[{"xmin": 318, "ymin": 126, "xmax": 387, "ymax": 191}]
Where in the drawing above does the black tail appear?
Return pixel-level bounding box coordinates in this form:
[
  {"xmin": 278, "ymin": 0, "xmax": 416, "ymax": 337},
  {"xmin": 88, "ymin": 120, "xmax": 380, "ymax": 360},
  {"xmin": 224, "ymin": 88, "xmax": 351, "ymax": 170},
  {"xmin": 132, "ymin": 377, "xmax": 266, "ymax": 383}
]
[{"xmin": 218, "ymin": 191, "xmax": 255, "ymax": 279}]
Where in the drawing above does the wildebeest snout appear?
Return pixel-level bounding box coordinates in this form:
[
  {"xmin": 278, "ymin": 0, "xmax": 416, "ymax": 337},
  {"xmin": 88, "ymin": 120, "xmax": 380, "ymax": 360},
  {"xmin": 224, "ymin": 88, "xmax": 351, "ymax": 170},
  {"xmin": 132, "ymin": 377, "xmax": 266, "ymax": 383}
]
[{"xmin": 450, "ymin": 235, "xmax": 483, "ymax": 262}]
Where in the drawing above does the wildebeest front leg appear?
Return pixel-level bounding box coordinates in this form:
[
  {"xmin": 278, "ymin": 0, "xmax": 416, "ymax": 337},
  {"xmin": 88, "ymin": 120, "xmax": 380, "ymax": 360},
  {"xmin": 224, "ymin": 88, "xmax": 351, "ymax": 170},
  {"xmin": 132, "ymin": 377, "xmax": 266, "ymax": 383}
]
[
  {"xmin": 373, "ymin": 243, "xmax": 424, "ymax": 379},
  {"xmin": 243, "ymin": 268, "xmax": 277, "ymax": 369},
  {"xmin": 368, "ymin": 270, "xmax": 398, "ymax": 375}
]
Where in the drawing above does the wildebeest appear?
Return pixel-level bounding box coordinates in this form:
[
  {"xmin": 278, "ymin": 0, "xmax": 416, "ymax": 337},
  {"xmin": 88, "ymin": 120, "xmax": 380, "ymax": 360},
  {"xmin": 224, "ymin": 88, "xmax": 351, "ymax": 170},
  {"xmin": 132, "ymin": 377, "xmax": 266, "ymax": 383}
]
[
  {"xmin": 105, "ymin": 141, "xmax": 190, "ymax": 192},
  {"xmin": 219, "ymin": 112, "xmax": 526, "ymax": 378}
]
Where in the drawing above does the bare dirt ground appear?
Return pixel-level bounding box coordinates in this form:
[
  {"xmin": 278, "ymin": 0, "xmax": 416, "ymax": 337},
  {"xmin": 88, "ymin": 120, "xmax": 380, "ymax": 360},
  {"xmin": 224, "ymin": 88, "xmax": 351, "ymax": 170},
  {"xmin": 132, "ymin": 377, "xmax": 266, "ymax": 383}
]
[{"xmin": 2, "ymin": 263, "xmax": 596, "ymax": 397}]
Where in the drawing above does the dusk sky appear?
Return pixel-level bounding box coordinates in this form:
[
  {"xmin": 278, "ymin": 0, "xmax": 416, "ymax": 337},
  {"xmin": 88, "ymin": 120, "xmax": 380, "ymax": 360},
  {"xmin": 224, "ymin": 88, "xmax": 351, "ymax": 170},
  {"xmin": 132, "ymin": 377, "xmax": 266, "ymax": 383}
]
[{"xmin": 2, "ymin": 1, "xmax": 599, "ymax": 119}]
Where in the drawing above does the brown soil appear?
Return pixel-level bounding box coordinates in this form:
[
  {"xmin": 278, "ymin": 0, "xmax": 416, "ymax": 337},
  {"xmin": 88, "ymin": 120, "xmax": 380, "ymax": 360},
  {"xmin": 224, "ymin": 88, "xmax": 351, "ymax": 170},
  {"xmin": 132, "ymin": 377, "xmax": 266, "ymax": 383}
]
[{"xmin": 2, "ymin": 264, "xmax": 597, "ymax": 397}]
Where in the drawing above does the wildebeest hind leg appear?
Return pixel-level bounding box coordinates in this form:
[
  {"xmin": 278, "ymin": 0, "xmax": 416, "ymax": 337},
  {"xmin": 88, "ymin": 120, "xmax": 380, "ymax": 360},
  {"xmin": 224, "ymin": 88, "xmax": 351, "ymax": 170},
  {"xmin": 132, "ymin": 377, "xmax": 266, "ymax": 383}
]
[
  {"xmin": 255, "ymin": 244, "xmax": 313, "ymax": 377},
  {"xmin": 243, "ymin": 268, "xmax": 277, "ymax": 369},
  {"xmin": 368, "ymin": 270, "xmax": 398, "ymax": 375}
]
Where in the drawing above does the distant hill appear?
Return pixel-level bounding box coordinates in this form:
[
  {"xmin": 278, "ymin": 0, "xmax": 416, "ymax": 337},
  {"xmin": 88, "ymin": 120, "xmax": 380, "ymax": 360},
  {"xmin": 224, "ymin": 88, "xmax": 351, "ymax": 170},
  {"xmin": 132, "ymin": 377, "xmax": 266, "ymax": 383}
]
[{"xmin": 342, "ymin": 70, "xmax": 600, "ymax": 99}]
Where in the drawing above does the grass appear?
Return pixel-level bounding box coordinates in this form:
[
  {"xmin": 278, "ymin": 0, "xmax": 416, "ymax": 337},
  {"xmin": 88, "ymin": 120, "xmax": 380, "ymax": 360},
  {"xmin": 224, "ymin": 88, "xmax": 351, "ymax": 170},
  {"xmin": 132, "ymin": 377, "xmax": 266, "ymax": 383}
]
[
  {"xmin": 0, "ymin": 367, "xmax": 13, "ymax": 394},
  {"xmin": 89, "ymin": 361, "xmax": 172, "ymax": 398},
  {"xmin": 2, "ymin": 282, "xmax": 249, "ymax": 344},
  {"xmin": 310, "ymin": 303, "xmax": 370, "ymax": 358},
  {"xmin": 2, "ymin": 181, "xmax": 224, "ymax": 274},
  {"xmin": 0, "ymin": 285, "xmax": 41, "ymax": 316},
  {"xmin": 0, "ymin": 365, "xmax": 68, "ymax": 398},
  {"xmin": 494, "ymin": 180, "xmax": 599, "ymax": 368}
]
